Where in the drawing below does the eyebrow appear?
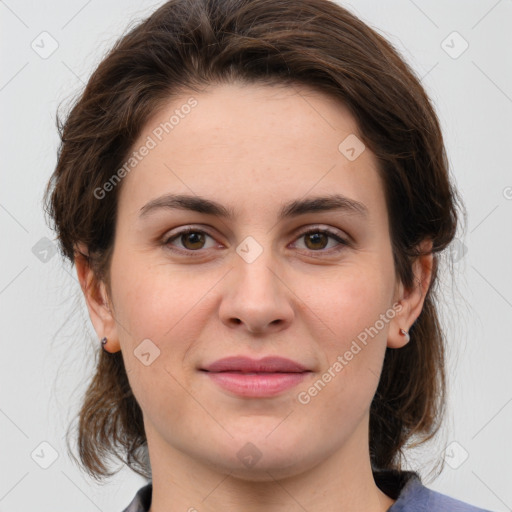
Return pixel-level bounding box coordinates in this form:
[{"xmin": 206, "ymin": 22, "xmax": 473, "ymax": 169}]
[{"xmin": 139, "ymin": 193, "xmax": 368, "ymax": 221}]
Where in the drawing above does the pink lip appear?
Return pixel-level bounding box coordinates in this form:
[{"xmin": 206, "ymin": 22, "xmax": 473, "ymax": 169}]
[
  {"xmin": 203, "ymin": 356, "xmax": 309, "ymax": 373},
  {"xmin": 201, "ymin": 356, "xmax": 311, "ymax": 397}
]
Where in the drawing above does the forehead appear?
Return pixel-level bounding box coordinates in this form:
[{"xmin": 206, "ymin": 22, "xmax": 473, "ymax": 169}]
[{"xmin": 117, "ymin": 82, "xmax": 386, "ymax": 225}]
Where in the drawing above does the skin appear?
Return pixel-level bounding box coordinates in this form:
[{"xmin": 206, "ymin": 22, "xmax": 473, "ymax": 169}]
[{"xmin": 76, "ymin": 82, "xmax": 433, "ymax": 512}]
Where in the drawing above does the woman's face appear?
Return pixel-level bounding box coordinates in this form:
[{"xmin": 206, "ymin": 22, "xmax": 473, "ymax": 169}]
[{"xmin": 90, "ymin": 82, "xmax": 425, "ymax": 480}]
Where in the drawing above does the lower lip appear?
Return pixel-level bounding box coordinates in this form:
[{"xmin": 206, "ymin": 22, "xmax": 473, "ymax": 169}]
[{"xmin": 204, "ymin": 371, "xmax": 309, "ymax": 397}]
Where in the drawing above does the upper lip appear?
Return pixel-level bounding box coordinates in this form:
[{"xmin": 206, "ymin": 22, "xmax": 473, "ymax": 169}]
[{"xmin": 201, "ymin": 356, "xmax": 310, "ymax": 373}]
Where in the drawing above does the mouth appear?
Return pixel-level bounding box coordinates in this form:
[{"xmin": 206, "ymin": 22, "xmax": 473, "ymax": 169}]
[
  {"xmin": 200, "ymin": 356, "xmax": 312, "ymax": 397},
  {"xmin": 201, "ymin": 355, "xmax": 310, "ymax": 373}
]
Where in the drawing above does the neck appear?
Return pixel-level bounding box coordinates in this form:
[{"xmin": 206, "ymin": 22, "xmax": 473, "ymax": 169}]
[{"xmin": 146, "ymin": 419, "xmax": 395, "ymax": 512}]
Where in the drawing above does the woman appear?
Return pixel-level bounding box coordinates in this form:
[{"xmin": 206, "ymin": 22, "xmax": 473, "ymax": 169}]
[{"xmin": 45, "ymin": 0, "xmax": 493, "ymax": 510}]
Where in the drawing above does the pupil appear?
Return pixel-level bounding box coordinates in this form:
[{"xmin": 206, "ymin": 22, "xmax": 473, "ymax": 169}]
[
  {"xmin": 307, "ymin": 232, "xmax": 326, "ymax": 249},
  {"xmin": 184, "ymin": 232, "xmax": 203, "ymax": 249}
]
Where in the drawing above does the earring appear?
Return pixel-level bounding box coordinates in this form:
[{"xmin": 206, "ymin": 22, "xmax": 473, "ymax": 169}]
[
  {"xmin": 100, "ymin": 337, "xmax": 108, "ymax": 349},
  {"xmin": 399, "ymin": 328, "xmax": 410, "ymax": 342}
]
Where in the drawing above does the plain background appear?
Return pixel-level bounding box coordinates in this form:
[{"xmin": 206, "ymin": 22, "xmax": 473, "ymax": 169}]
[{"xmin": 1, "ymin": 0, "xmax": 511, "ymax": 510}]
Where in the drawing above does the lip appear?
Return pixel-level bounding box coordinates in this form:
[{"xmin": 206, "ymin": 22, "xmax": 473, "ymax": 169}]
[
  {"xmin": 202, "ymin": 356, "xmax": 309, "ymax": 373},
  {"xmin": 201, "ymin": 356, "xmax": 311, "ymax": 397}
]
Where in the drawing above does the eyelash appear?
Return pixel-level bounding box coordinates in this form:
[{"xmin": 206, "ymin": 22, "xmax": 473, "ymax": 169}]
[{"xmin": 162, "ymin": 225, "xmax": 350, "ymax": 257}]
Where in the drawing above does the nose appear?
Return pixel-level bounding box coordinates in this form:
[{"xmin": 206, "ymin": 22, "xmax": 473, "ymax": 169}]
[{"xmin": 218, "ymin": 250, "xmax": 295, "ymax": 336}]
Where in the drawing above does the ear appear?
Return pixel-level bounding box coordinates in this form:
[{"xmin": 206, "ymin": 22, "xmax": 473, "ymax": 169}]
[
  {"xmin": 74, "ymin": 244, "xmax": 121, "ymax": 353},
  {"xmin": 388, "ymin": 239, "xmax": 434, "ymax": 349}
]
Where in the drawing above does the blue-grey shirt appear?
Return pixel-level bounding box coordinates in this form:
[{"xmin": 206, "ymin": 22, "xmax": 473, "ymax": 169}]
[{"xmin": 121, "ymin": 470, "xmax": 494, "ymax": 511}]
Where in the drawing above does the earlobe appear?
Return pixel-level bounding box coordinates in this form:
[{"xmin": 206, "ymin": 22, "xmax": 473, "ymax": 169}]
[
  {"xmin": 387, "ymin": 305, "xmax": 413, "ymax": 349},
  {"xmin": 398, "ymin": 328, "xmax": 410, "ymax": 343},
  {"xmin": 74, "ymin": 246, "xmax": 121, "ymax": 353},
  {"xmin": 388, "ymin": 240, "xmax": 434, "ymax": 349}
]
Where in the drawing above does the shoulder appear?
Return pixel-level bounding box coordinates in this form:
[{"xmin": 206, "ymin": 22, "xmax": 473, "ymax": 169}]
[
  {"xmin": 386, "ymin": 471, "xmax": 495, "ymax": 512},
  {"xmin": 121, "ymin": 482, "xmax": 152, "ymax": 512}
]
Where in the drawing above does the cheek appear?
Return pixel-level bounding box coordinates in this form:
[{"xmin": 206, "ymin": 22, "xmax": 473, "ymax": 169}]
[
  {"xmin": 297, "ymin": 264, "xmax": 393, "ymax": 349},
  {"xmin": 108, "ymin": 254, "xmax": 226, "ymax": 399},
  {"xmin": 110, "ymin": 253, "xmax": 211, "ymax": 343},
  {"xmin": 109, "ymin": 257, "xmax": 208, "ymax": 416},
  {"xmin": 292, "ymin": 265, "xmax": 393, "ymax": 407}
]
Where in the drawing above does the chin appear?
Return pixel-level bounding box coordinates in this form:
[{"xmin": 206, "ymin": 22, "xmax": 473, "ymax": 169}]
[
  {"xmin": 209, "ymin": 453, "xmax": 317, "ymax": 483},
  {"xmin": 199, "ymin": 435, "xmax": 319, "ymax": 482}
]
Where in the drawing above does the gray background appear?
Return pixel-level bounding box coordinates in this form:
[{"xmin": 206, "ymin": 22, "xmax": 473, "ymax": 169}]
[{"xmin": 1, "ymin": 0, "xmax": 511, "ymax": 510}]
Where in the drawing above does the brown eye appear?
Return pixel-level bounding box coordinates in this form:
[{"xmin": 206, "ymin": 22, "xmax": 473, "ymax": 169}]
[
  {"xmin": 180, "ymin": 231, "xmax": 206, "ymax": 250},
  {"xmin": 293, "ymin": 228, "xmax": 349, "ymax": 253},
  {"xmin": 303, "ymin": 232, "xmax": 329, "ymax": 250},
  {"xmin": 164, "ymin": 228, "xmax": 217, "ymax": 253}
]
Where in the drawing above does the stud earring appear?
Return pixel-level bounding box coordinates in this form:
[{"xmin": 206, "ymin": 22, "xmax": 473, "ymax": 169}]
[
  {"xmin": 399, "ymin": 328, "xmax": 410, "ymax": 342},
  {"xmin": 100, "ymin": 337, "xmax": 108, "ymax": 349}
]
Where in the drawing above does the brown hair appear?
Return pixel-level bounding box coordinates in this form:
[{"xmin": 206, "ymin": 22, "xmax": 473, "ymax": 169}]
[{"xmin": 45, "ymin": 0, "xmax": 463, "ymax": 480}]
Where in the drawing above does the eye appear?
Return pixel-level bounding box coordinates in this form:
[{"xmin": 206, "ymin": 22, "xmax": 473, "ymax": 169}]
[
  {"xmin": 164, "ymin": 227, "xmax": 218, "ymax": 253},
  {"xmin": 163, "ymin": 225, "xmax": 349, "ymax": 256},
  {"xmin": 292, "ymin": 227, "xmax": 349, "ymax": 253}
]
